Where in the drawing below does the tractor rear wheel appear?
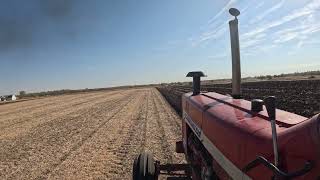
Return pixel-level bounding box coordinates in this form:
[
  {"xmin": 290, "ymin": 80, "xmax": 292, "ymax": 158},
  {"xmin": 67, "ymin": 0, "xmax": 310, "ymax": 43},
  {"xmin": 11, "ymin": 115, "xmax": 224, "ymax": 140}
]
[{"xmin": 132, "ymin": 152, "xmax": 156, "ymax": 180}]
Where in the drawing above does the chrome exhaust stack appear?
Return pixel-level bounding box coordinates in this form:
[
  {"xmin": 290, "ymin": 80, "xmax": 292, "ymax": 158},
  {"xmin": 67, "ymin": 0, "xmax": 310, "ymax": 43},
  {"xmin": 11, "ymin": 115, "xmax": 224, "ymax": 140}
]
[{"xmin": 228, "ymin": 8, "xmax": 242, "ymax": 99}]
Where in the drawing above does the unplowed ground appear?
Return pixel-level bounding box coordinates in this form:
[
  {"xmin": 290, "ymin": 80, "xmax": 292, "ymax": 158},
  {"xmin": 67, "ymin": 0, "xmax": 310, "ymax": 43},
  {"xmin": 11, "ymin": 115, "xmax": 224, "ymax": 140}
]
[{"xmin": 0, "ymin": 88, "xmax": 184, "ymax": 179}]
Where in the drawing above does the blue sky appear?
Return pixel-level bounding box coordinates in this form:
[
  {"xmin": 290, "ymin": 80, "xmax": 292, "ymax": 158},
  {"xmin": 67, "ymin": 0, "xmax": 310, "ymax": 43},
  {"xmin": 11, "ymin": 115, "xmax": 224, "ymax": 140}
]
[{"xmin": 1, "ymin": 0, "xmax": 320, "ymax": 95}]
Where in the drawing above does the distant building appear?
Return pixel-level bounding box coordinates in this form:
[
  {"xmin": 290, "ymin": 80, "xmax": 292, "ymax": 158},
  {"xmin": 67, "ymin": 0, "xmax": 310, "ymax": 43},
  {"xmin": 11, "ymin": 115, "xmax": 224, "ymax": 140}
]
[
  {"xmin": 4, "ymin": 95, "xmax": 17, "ymax": 101},
  {"xmin": 0, "ymin": 96, "xmax": 5, "ymax": 101}
]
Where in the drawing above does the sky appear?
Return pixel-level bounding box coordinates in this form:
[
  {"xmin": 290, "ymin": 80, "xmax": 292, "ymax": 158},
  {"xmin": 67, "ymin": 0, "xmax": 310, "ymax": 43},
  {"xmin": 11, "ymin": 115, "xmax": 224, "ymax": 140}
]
[{"xmin": 1, "ymin": 0, "xmax": 320, "ymax": 95}]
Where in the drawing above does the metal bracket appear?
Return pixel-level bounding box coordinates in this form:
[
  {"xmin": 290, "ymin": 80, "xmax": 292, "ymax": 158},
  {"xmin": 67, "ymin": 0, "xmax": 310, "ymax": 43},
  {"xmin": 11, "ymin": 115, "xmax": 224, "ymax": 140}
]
[{"xmin": 243, "ymin": 156, "xmax": 313, "ymax": 179}]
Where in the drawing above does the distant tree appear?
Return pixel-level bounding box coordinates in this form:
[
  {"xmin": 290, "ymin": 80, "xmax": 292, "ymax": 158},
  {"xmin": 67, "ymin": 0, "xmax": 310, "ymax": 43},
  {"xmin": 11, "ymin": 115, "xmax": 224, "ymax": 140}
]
[
  {"xmin": 256, "ymin": 75, "xmax": 266, "ymax": 80},
  {"xmin": 19, "ymin": 91, "xmax": 26, "ymax": 96},
  {"xmin": 266, "ymin": 75, "xmax": 272, "ymax": 80}
]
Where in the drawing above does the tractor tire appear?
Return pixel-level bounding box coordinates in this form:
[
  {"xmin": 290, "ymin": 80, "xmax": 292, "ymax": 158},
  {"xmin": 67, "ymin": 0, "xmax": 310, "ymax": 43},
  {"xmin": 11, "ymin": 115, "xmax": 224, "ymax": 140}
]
[{"xmin": 132, "ymin": 152, "xmax": 156, "ymax": 180}]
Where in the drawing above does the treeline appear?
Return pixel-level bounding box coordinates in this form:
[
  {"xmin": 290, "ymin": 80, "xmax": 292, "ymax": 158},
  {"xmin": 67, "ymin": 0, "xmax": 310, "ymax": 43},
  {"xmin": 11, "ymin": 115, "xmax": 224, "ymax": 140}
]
[
  {"xmin": 255, "ymin": 70, "xmax": 320, "ymax": 80},
  {"xmin": 18, "ymin": 84, "xmax": 156, "ymax": 98}
]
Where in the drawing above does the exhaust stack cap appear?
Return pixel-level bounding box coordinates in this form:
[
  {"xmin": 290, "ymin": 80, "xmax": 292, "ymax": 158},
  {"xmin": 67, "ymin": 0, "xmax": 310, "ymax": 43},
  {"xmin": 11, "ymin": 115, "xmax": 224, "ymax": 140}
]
[
  {"xmin": 186, "ymin": 71, "xmax": 206, "ymax": 96},
  {"xmin": 229, "ymin": 8, "xmax": 240, "ymax": 17}
]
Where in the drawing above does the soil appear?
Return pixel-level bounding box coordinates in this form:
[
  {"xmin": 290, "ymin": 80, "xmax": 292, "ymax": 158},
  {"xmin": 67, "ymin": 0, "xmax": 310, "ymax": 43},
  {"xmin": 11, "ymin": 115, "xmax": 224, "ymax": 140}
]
[
  {"xmin": 158, "ymin": 79, "xmax": 320, "ymax": 117},
  {"xmin": 0, "ymin": 88, "xmax": 184, "ymax": 179}
]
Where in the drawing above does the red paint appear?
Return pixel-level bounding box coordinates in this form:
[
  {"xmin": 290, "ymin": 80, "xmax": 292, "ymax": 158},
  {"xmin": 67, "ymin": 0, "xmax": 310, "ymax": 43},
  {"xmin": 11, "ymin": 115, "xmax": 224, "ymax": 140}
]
[{"xmin": 182, "ymin": 92, "xmax": 320, "ymax": 179}]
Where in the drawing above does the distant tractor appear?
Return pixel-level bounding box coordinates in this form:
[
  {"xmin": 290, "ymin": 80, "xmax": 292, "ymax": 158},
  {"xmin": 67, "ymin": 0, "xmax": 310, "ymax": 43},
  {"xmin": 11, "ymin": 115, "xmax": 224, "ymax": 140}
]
[{"xmin": 132, "ymin": 8, "xmax": 319, "ymax": 179}]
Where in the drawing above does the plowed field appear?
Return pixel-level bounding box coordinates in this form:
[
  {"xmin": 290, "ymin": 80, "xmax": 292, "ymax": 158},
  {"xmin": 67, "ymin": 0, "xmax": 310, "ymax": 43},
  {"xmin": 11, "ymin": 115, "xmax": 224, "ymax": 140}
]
[
  {"xmin": 158, "ymin": 80, "xmax": 320, "ymax": 117},
  {"xmin": 0, "ymin": 88, "xmax": 184, "ymax": 179}
]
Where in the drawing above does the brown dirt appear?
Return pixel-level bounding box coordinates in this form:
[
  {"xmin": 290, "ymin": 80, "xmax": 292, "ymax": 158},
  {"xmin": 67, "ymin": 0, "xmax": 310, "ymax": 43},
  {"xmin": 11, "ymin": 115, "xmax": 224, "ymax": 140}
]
[
  {"xmin": 158, "ymin": 79, "xmax": 320, "ymax": 117},
  {"xmin": 0, "ymin": 88, "xmax": 184, "ymax": 179}
]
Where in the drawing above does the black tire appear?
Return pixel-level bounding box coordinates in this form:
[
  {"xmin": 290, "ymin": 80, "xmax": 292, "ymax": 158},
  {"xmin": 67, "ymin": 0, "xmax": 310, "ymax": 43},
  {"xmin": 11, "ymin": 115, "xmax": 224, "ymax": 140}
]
[{"xmin": 132, "ymin": 152, "xmax": 156, "ymax": 180}]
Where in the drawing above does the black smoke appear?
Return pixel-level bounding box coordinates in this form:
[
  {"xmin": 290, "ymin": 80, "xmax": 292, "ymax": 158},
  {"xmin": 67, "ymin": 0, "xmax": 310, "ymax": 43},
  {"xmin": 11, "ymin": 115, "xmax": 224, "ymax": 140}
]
[
  {"xmin": 39, "ymin": 0, "xmax": 75, "ymax": 20},
  {"xmin": 0, "ymin": 0, "xmax": 78, "ymax": 51}
]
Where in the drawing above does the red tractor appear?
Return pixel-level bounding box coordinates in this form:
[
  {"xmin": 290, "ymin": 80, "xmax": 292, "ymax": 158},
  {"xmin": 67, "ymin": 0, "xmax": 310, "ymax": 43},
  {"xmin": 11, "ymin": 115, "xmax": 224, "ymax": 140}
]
[{"xmin": 132, "ymin": 8, "xmax": 319, "ymax": 179}]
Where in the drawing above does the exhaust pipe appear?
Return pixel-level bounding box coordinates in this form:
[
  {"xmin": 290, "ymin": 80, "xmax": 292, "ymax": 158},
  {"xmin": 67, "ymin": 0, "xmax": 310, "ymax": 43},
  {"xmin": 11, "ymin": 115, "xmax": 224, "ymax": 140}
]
[{"xmin": 229, "ymin": 8, "xmax": 241, "ymax": 99}]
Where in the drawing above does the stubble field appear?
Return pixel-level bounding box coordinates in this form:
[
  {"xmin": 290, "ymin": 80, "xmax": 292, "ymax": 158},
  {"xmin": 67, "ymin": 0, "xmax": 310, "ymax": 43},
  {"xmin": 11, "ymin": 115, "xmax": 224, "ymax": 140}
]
[{"xmin": 0, "ymin": 88, "xmax": 184, "ymax": 179}]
